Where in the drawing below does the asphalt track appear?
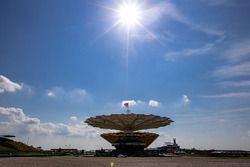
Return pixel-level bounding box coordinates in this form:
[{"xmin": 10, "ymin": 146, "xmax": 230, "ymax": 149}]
[{"xmin": 0, "ymin": 156, "xmax": 250, "ymax": 167}]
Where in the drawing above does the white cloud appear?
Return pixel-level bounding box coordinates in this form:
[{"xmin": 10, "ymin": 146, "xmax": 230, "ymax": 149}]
[
  {"xmin": 70, "ymin": 116, "xmax": 77, "ymax": 121},
  {"xmin": 0, "ymin": 107, "xmax": 40, "ymax": 125},
  {"xmin": 121, "ymin": 99, "xmax": 162, "ymax": 108},
  {"xmin": 46, "ymin": 87, "xmax": 64, "ymax": 98},
  {"xmin": 131, "ymin": 31, "xmax": 176, "ymax": 43},
  {"xmin": 136, "ymin": 100, "xmax": 148, "ymax": 107},
  {"xmin": 165, "ymin": 36, "xmax": 224, "ymax": 61},
  {"xmin": 46, "ymin": 87, "xmax": 91, "ymax": 103},
  {"xmin": 0, "ymin": 107, "xmax": 106, "ymax": 149},
  {"xmin": 69, "ymin": 89, "xmax": 88, "ymax": 103},
  {"xmin": 47, "ymin": 91, "xmax": 56, "ymax": 97},
  {"xmin": 137, "ymin": 100, "xmax": 144, "ymax": 104},
  {"xmin": 133, "ymin": 1, "xmax": 223, "ymax": 43},
  {"xmin": 211, "ymin": 40, "xmax": 250, "ymax": 96},
  {"xmin": 153, "ymin": 1, "xmax": 225, "ymax": 61},
  {"xmin": 142, "ymin": 1, "xmax": 180, "ymax": 26},
  {"xmin": 224, "ymin": 40, "xmax": 250, "ymax": 63},
  {"xmin": 183, "ymin": 95, "xmax": 190, "ymax": 105},
  {"xmin": 148, "ymin": 100, "xmax": 160, "ymax": 107},
  {"xmin": 0, "ymin": 107, "xmax": 99, "ymax": 137},
  {"xmin": 221, "ymin": 107, "xmax": 250, "ymax": 113},
  {"xmin": 121, "ymin": 99, "xmax": 160, "ymax": 108},
  {"xmin": 201, "ymin": 92, "xmax": 250, "ymax": 98},
  {"xmin": 121, "ymin": 100, "xmax": 137, "ymax": 108},
  {"xmin": 155, "ymin": 1, "xmax": 224, "ymax": 37},
  {"xmin": 219, "ymin": 80, "xmax": 250, "ymax": 87},
  {"xmin": 213, "ymin": 61, "xmax": 250, "ymax": 78},
  {"xmin": 0, "ymin": 75, "xmax": 22, "ymax": 93},
  {"xmin": 212, "ymin": 40, "xmax": 250, "ymax": 79},
  {"xmin": 165, "ymin": 43, "xmax": 215, "ymax": 61},
  {"xmin": 248, "ymin": 130, "xmax": 250, "ymax": 137},
  {"xmin": 211, "ymin": 40, "xmax": 250, "ymax": 98}
]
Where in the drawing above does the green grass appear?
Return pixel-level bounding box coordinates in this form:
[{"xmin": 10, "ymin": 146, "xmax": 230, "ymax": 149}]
[{"xmin": 0, "ymin": 145, "xmax": 17, "ymax": 153}]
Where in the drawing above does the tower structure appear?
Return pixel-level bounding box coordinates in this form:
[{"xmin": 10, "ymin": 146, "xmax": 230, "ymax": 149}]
[{"xmin": 85, "ymin": 112, "xmax": 173, "ymax": 155}]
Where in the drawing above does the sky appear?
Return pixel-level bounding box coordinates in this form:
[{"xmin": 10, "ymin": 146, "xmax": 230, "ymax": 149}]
[{"xmin": 0, "ymin": 0, "xmax": 250, "ymax": 151}]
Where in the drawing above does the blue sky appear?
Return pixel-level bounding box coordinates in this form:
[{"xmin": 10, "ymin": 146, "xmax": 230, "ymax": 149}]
[{"xmin": 1, "ymin": 0, "xmax": 250, "ymax": 150}]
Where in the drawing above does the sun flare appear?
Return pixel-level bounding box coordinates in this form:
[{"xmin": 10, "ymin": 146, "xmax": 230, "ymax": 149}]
[{"xmin": 117, "ymin": 2, "xmax": 142, "ymax": 29}]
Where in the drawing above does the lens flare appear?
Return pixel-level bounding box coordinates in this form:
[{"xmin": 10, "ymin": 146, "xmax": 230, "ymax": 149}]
[{"xmin": 117, "ymin": 2, "xmax": 142, "ymax": 29}]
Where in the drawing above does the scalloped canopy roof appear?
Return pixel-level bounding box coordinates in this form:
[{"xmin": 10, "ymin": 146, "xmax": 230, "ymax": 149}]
[{"xmin": 85, "ymin": 114, "xmax": 173, "ymax": 131}]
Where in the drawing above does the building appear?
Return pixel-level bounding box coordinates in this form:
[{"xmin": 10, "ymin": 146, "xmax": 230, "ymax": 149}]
[
  {"xmin": 50, "ymin": 148, "xmax": 79, "ymax": 155},
  {"xmin": 157, "ymin": 138, "xmax": 181, "ymax": 154}
]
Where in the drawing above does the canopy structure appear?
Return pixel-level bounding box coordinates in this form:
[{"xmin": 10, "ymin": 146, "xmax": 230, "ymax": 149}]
[
  {"xmin": 101, "ymin": 132, "xmax": 159, "ymax": 149},
  {"xmin": 85, "ymin": 113, "xmax": 173, "ymax": 155},
  {"xmin": 85, "ymin": 113, "xmax": 173, "ymax": 132}
]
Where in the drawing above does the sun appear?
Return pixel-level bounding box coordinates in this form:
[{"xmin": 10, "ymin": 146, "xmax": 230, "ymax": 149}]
[{"xmin": 117, "ymin": 2, "xmax": 142, "ymax": 29}]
